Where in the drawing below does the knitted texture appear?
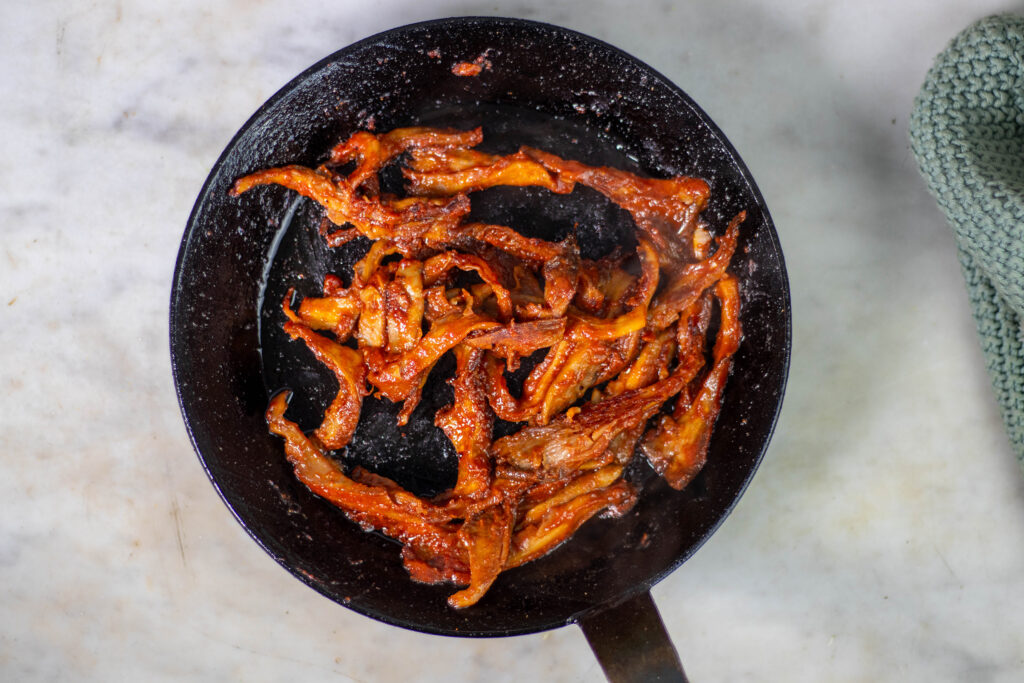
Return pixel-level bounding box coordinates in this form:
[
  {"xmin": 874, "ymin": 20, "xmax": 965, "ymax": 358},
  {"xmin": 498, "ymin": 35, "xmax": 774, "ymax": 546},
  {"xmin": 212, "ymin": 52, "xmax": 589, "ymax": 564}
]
[{"xmin": 910, "ymin": 14, "xmax": 1024, "ymax": 469}]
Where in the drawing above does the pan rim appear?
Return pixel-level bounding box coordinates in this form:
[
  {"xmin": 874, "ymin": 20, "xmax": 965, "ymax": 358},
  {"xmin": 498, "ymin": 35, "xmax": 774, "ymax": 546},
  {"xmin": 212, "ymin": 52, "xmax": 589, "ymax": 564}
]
[{"xmin": 169, "ymin": 15, "xmax": 791, "ymax": 638}]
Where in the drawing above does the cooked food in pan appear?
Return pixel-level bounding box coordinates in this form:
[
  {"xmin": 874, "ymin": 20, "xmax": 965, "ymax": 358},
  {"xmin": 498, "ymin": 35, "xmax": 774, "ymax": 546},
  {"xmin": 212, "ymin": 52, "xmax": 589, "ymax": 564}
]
[{"xmin": 232, "ymin": 126, "xmax": 745, "ymax": 608}]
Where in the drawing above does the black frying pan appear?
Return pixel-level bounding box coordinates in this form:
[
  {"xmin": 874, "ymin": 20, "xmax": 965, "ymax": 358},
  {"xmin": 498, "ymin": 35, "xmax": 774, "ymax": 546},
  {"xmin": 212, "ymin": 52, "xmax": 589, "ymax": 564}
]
[{"xmin": 170, "ymin": 17, "xmax": 790, "ymax": 682}]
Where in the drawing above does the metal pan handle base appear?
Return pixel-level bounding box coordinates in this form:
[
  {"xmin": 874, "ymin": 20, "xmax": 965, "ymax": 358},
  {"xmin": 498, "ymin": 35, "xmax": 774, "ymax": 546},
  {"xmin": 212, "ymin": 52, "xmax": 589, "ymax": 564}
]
[{"xmin": 579, "ymin": 591, "xmax": 688, "ymax": 682}]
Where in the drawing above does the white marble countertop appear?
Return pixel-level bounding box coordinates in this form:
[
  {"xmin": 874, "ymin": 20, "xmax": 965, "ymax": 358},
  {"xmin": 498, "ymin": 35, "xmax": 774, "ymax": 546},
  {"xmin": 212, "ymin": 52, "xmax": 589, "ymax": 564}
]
[{"xmin": 5, "ymin": 1, "xmax": 1024, "ymax": 680}]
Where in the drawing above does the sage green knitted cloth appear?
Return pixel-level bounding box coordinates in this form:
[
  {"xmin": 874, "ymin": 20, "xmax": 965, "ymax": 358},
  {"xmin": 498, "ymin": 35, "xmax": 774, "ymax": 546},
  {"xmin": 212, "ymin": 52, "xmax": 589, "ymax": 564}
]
[{"xmin": 910, "ymin": 14, "xmax": 1024, "ymax": 468}]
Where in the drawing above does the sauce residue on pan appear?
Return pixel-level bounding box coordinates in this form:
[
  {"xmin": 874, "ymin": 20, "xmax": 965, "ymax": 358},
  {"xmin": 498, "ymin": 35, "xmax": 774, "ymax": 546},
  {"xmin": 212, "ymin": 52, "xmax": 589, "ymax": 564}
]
[{"xmin": 452, "ymin": 51, "xmax": 493, "ymax": 77}]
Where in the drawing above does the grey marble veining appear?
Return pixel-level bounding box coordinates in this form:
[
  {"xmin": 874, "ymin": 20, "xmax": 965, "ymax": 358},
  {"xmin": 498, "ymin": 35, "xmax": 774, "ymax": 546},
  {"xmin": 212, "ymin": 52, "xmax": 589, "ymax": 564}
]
[{"xmin": 4, "ymin": 1, "xmax": 1024, "ymax": 681}]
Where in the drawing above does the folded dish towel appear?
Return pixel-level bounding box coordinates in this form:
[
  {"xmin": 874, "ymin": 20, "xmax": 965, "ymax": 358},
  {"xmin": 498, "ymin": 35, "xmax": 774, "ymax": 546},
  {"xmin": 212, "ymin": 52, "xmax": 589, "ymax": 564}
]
[{"xmin": 910, "ymin": 14, "xmax": 1024, "ymax": 470}]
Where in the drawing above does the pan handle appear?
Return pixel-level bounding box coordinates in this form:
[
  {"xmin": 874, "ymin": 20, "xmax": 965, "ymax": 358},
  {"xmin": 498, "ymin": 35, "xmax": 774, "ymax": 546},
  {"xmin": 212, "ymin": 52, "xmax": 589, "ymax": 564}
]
[{"xmin": 578, "ymin": 590, "xmax": 689, "ymax": 682}]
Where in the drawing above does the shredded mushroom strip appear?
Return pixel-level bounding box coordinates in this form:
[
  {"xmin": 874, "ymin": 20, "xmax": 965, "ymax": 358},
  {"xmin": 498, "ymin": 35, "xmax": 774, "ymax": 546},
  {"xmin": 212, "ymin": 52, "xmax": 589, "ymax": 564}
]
[{"xmin": 233, "ymin": 126, "xmax": 746, "ymax": 608}]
